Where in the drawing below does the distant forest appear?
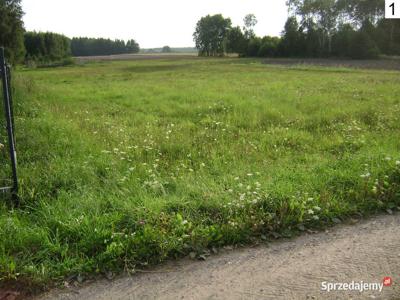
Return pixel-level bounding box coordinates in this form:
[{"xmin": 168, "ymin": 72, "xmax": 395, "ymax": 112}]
[
  {"xmin": 0, "ymin": 0, "xmax": 141, "ymax": 64},
  {"xmin": 1, "ymin": 0, "xmax": 399, "ymax": 64},
  {"xmin": 71, "ymin": 37, "xmax": 139, "ymax": 57},
  {"xmin": 194, "ymin": 0, "xmax": 400, "ymax": 59},
  {"xmin": 24, "ymin": 32, "xmax": 140, "ymax": 63}
]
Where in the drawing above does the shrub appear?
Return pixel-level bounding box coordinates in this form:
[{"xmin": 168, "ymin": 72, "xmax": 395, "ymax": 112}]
[
  {"xmin": 258, "ymin": 36, "xmax": 281, "ymax": 57},
  {"xmin": 246, "ymin": 38, "xmax": 262, "ymax": 57}
]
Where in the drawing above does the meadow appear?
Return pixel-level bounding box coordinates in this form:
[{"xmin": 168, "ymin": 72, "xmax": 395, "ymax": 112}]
[{"xmin": 1, "ymin": 57, "xmax": 400, "ymax": 288}]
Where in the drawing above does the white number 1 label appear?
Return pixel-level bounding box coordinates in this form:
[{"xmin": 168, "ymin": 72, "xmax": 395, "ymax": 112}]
[{"xmin": 386, "ymin": 0, "xmax": 400, "ymax": 18}]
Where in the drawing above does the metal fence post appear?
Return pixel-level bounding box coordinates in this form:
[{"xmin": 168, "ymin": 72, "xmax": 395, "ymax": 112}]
[{"xmin": 0, "ymin": 47, "xmax": 19, "ymax": 203}]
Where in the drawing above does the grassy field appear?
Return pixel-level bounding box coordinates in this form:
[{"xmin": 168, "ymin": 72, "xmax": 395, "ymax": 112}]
[{"xmin": 1, "ymin": 57, "xmax": 400, "ymax": 288}]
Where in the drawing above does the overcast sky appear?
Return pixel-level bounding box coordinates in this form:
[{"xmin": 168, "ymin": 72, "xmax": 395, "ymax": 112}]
[{"xmin": 22, "ymin": 0, "xmax": 288, "ymax": 49}]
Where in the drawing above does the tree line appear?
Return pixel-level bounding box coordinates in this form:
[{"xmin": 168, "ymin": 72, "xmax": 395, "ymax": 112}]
[
  {"xmin": 70, "ymin": 37, "xmax": 139, "ymax": 56},
  {"xmin": 194, "ymin": 0, "xmax": 400, "ymax": 59},
  {"xmin": 0, "ymin": 0, "xmax": 140, "ymax": 64},
  {"xmin": 24, "ymin": 32, "xmax": 71, "ymax": 63},
  {"xmin": 2, "ymin": 0, "xmax": 399, "ymax": 63},
  {"xmin": 23, "ymin": 33, "xmax": 140, "ymax": 64}
]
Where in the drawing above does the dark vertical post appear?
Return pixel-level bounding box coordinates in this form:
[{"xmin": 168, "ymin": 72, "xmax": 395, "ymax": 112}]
[
  {"xmin": 6, "ymin": 65, "xmax": 16, "ymax": 138},
  {"xmin": 0, "ymin": 47, "xmax": 18, "ymax": 202}
]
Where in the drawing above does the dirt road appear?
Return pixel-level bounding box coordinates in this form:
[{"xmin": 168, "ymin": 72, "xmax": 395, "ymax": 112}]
[{"xmin": 36, "ymin": 214, "xmax": 399, "ymax": 300}]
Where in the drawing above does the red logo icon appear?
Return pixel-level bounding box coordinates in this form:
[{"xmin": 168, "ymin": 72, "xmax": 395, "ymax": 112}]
[{"xmin": 383, "ymin": 277, "xmax": 392, "ymax": 287}]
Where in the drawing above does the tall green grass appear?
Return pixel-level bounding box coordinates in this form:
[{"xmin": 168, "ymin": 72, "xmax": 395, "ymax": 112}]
[{"xmin": 1, "ymin": 58, "xmax": 400, "ymax": 288}]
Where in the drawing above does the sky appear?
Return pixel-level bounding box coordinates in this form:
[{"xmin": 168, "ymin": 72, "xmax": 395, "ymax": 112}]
[{"xmin": 22, "ymin": 0, "xmax": 288, "ymax": 49}]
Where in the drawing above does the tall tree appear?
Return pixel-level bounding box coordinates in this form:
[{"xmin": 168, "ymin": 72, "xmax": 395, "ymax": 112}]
[
  {"xmin": 285, "ymin": 0, "xmax": 391, "ymax": 57},
  {"xmin": 126, "ymin": 39, "xmax": 140, "ymax": 53},
  {"xmin": 375, "ymin": 19, "xmax": 400, "ymax": 55},
  {"xmin": 301, "ymin": 19, "xmax": 321, "ymax": 57},
  {"xmin": 243, "ymin": 14, "xmax": 258, "ymax": 39},
  {"xmin": 193, "ymin": 14, "xmax": 232, "ymax": 56},
  {"xmin": 280, "ymin": 17, "xmax": 303, "ymax": 57},
  {"xmin": 226, "ymin": 26, "xmax": 247, "ymax": 55},
  {"xmin": 331, "ymin": 23, "xmax": 355, "ymax": 57},
  {"xmin": 336, "ymin": 0, "xmax": 384, "ymax": 25},
  {"xmin": 162, "ymin": 46, "xmax": 171, "ymax": 53},
  {"xmin": 287, "ymin": 0, "xmax": 338, "ymax": 55},
  {"xmin": 0, "ymin": 0, "xmax": 25, "ymax": 64}
]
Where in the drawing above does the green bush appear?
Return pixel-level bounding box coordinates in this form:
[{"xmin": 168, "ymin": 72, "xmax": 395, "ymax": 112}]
[
  {"xmin": 246, "ymin": 38, "xmax": 262, "ymax": 57},
  {"xmin": 258, "ymin": 36, "xmax": 281, "ymax": 57}
]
